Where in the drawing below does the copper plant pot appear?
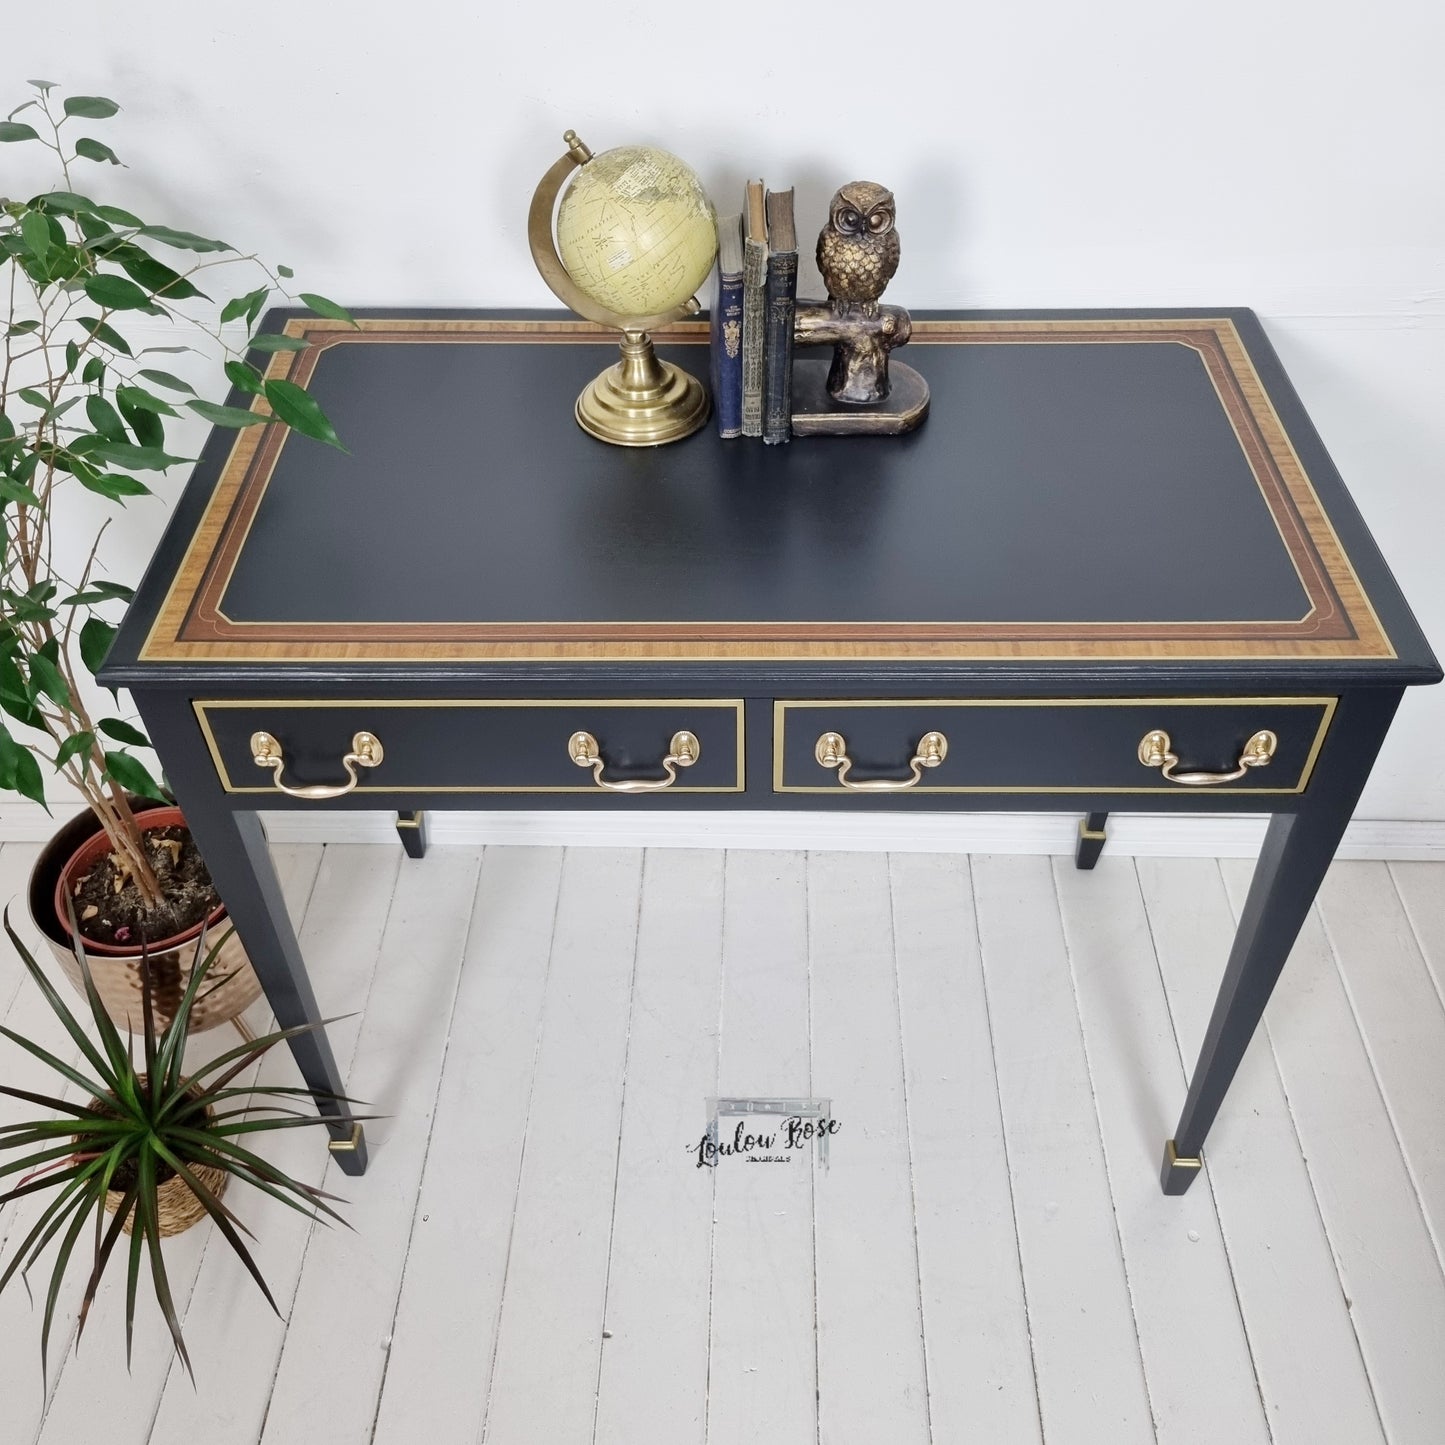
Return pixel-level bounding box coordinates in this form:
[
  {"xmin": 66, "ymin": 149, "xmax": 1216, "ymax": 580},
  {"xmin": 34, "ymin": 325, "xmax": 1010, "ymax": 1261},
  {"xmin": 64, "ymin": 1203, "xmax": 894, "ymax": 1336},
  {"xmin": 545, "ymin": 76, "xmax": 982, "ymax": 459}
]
[{"xmin": 28, "ymin": 801, "xmax": 262, "ymax": 1035}]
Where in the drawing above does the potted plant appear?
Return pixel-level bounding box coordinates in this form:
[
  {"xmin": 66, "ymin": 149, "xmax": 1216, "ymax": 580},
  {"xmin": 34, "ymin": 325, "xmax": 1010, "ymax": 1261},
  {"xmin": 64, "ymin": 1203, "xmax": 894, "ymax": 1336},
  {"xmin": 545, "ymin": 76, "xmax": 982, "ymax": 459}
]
[
  {"xmin": 0, "ymin": 81, "xmax": 350, "ymax": 1029},
  {"xmin": 0, "ymin": 908, "xmax": 361, "ymax": 1376}
]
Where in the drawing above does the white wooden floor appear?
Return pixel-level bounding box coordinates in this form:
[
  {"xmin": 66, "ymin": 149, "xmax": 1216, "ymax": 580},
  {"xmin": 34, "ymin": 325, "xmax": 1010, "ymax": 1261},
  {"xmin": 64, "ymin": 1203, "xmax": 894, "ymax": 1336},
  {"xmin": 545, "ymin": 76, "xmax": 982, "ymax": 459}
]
[{"xmin": 2, "ymin": 841, "xmax": 1444, "ymax": 1445}]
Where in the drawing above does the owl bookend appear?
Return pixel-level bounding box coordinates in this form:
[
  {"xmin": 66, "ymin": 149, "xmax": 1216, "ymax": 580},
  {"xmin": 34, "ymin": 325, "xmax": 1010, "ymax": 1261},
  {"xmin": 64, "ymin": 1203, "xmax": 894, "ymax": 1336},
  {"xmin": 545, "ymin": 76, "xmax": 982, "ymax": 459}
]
[{"xmin": 792, "ymin": 181, "xmax": 929, "ymax": 436}]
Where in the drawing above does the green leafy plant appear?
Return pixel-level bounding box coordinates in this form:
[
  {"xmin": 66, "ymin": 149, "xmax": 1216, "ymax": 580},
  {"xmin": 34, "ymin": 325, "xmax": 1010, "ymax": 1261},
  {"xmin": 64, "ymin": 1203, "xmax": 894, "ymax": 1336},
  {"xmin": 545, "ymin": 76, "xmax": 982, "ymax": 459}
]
[
  {"xmin": 0, "ymin": 80, "xmax": 350, "ymax": 908},
  {"xmin": 0, "ymin": 907, "xmax": 363, "ymax": 1377}
]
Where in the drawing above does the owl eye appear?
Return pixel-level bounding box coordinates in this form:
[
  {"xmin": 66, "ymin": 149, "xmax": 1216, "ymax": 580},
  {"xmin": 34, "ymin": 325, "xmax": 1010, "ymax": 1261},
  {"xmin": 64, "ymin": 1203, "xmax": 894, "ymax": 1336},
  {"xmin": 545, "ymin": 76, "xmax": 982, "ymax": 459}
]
[
  {"xmin": 839, "ymin": 208, "xmax": 862, "ymax": 231},
  {"xmin": 868, "ymin": 210, "xmax": 892, "ymax": 232}
]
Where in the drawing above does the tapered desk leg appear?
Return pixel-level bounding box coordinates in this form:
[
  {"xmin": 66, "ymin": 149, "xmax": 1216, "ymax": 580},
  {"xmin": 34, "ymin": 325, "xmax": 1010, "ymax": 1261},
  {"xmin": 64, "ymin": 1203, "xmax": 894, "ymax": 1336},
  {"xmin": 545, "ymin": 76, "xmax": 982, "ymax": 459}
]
[
  {"xmin": 173, "ymin": 805, "xmax": 368, "ymax": 1176},
  {"xmin": 395, "ymin": 810, "xmax": 428, "ymax": 859},
  {"xmin": 1161, "ymin": 690, "xmax": 1401, "ymax": 1194},
  {"xmin": 1075, "ymin": 812, "xmax": 1109, "ymax": 869}
]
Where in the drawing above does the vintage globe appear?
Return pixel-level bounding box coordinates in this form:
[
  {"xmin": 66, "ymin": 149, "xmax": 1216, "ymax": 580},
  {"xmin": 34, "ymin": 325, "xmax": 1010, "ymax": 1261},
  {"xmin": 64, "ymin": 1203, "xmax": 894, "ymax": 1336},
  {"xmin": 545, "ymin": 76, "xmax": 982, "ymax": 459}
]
[
  {"xmin": 530, "ymin": 132, "xmax": 716, "ymax": 445},
  {"xmin": 555, "ymin": 144, "xmax": 717, "ymax": 321}
]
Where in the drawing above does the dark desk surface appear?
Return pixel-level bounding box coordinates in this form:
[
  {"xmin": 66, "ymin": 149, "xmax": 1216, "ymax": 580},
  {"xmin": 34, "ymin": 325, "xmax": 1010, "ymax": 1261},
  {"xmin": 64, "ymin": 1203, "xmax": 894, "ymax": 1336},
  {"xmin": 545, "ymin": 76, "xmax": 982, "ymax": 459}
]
[{"xmin": 104, "ymin": 309, "xmax": 1439, "ymax": 691}]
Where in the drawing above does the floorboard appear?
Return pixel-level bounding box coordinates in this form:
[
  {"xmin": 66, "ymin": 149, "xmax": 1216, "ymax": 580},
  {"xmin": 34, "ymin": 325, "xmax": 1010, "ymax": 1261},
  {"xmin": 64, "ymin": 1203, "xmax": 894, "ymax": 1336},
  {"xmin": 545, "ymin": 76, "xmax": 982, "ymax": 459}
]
[
  {"xmin": 1053, "ymin": 857, "xmax": 1271, "ymax": 1444},
  {"xmin": 1392, "ymin": 861, "xmax": 1445, "ymax": 1007},
  {"xmin": 808, "ymin": 851, "xmax": 931, "ymax": 1445},
  {"xmin": 890, "ymin": 852, "xmax": 1039, "ymax": 1443},
  {"xmin": 478, "ymin": 848, "xmax": 643, "ymax": 1445},
  {"xmin": 148, "ymin": 844, "xmax": 401, "ymax": 1445},
  {"xmin": 259, "ymin": 847, "xmax": 482, "ymax": 1445},
  {"xmin": 0, "ymin": 846, "xmax": 1441, "ymax": 1445},
  {"xmin": 592, "ymin": 849, "xmax": 724, "ymax": 1445},
  {"xmin": 706, "ymin": 850, "xmax": 816, "ymax": 1445},
  {"xmin": 1220, "ymin": 860, "xmax": 1445, "ymax": 1445},
  {"xmin": 1316, "ymin": 862, "xmax": 1445, "ymax": 1270},
  {"xmin": 971, "ymin": 855, "xmax": 1155, "ymax": 1445},
  {"xmin": 369, "ymin": 846, "xmax": 563, "ymax": 1445},
  {"xmin": 0, "ymin": 842, "xmax": 43, "ymax": 1022},
  {"xmin": 1137, "ymin": 856, "xmax": 1385, "ymax": 1445}
]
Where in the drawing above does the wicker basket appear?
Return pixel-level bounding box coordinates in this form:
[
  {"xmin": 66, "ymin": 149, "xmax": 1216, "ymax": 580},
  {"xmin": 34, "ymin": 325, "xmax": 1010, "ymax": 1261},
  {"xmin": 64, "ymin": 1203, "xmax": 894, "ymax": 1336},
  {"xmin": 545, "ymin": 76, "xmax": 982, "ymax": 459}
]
[{"xmin": 87, "ymin": 1085, "xmax": 230, "ymax": 1238}]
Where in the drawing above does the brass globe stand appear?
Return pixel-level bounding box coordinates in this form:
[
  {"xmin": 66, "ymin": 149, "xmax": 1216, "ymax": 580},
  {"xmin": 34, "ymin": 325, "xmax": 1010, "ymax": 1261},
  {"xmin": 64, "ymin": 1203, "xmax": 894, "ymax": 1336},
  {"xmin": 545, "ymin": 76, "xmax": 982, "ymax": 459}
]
[
  {"xmin": 575, "ymin": 329, "xmax": 710, "ymax": 446},
  {"xmin": 527, "ymin": 131, "xmax": 710, "ymax": 447}
]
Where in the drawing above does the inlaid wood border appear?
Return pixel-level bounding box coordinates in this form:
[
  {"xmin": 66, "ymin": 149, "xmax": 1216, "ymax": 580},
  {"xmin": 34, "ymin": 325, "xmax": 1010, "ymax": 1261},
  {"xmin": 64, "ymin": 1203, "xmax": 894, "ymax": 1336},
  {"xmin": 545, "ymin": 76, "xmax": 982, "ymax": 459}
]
[{"xmin": 140, "ymin": 317, "xmax": 1394, "ymax": 664}]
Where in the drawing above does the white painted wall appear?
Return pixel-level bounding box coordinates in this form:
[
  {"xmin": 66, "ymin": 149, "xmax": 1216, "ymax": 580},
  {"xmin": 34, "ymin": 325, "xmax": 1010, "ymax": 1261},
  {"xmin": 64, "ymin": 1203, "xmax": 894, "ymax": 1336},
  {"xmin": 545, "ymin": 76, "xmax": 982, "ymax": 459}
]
[{"xmin": 3, "ymin": 1, "xmax": 1442, "ymax": 824}]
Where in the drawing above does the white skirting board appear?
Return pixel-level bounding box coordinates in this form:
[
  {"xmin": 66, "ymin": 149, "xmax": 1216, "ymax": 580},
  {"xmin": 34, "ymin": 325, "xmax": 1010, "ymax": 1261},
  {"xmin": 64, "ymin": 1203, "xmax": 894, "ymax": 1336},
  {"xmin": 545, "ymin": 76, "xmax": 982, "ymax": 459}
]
[{"xmin": 2, "ymin": 802, "xmax": 1442, "ymax": 859}]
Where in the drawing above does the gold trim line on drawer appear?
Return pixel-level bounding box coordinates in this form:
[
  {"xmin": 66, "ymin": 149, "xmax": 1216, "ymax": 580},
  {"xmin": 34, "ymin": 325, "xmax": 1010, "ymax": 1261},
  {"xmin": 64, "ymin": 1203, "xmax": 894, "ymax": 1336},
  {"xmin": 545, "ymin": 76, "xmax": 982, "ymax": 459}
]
[
  {"xmin": 194, "ymin": 698, "xmax": 745, "ymax": 794},
  {"xmin": 771, "ymin": 697, "xmax": 1337, "ymax": 795}
]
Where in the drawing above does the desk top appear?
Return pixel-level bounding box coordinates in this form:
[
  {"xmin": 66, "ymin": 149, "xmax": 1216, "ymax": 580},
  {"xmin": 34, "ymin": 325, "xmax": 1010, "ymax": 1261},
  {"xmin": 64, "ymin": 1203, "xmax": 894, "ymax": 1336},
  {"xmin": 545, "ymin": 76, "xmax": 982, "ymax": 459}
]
[{"xmin": 104, "ymin": 308, "xmax": 1439, "ymax": 689}]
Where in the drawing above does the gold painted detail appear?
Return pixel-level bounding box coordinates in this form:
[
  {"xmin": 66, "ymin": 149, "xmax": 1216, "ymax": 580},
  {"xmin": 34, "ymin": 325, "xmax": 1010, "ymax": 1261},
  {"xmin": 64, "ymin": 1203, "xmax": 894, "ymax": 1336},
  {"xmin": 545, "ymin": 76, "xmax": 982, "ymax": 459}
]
[
  {"xmin": 1164, "ymin": 1140, "xmax": 1203, "ymax": 1170},
  {"xmin": 327, "ymin": 1123, "xmax": 364, "ymax": 1155},
  {"xmin": 813, "ymin": 730, "xmax": 948, "ymax": 792},
  {"xmin": 1138, "ymin": 728, "xmax": 1277, "ymax": 786},
  {"xmin": 773, "ymin": 697, "xmax": 1335, "ymax": 796},
  {"xmin": 569, "ymin": 729, "xmax": 700, "ymax": 792},
  {"xmin": 195, "ymin": 698, "xmax": 745, "ymax": 795},
  {"xmin": 1078, "ymin": 820, "xmax": 1108, "ymax": 841},
  {"xmin": 250, "ymin": 729, "xmax": 384, "ymax": 800}
]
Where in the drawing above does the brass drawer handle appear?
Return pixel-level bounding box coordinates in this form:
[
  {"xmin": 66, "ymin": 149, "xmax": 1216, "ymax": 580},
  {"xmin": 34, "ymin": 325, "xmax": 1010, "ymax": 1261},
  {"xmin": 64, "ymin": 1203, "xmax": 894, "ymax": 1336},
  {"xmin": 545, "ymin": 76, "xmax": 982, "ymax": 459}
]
[
  {"xmin": 250, "ymin": 730, "xmax": 384, "ymax": 799},
  {"xmin": 814, "ymin": 730, "xmax": 948, "ymax": 791},
  {"xmin": 1138, "ymin": 728, "xmax": 1277, "ymax": 786},
  {"xmin": 569, "ymin": 729, "xmax": 700, "ymax": 792}
]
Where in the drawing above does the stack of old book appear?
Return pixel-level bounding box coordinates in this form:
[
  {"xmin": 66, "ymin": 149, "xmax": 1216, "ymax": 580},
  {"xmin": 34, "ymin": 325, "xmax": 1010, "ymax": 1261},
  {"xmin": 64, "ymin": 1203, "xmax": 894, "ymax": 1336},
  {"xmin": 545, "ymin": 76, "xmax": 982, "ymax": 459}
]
[{"xmin": 710, "ymin": 180, "xmax": 796, "ymax": 443}]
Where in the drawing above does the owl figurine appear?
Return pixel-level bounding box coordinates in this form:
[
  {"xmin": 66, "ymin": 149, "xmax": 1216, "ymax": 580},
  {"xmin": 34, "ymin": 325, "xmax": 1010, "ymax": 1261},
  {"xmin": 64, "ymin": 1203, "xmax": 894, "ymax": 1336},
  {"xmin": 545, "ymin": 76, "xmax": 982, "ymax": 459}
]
[{"xmin": 816, "ymin": 182, "xmax": 900, "ymax": 318}]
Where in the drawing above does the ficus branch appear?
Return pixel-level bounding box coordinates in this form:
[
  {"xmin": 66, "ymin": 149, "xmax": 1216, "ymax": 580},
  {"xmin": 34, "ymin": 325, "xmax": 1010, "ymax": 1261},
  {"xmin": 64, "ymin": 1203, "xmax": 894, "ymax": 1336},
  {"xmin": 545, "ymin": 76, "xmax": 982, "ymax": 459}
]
[{"xmin": 1, "ymin": 81, "xmax": 351, "ymax": 914}]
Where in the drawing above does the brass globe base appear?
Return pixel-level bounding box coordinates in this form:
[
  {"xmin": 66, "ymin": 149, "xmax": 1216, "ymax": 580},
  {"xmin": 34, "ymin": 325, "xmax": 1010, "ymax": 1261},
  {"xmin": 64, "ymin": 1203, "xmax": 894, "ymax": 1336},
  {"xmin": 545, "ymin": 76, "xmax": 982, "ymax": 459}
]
[{"xmin": 575, "ymin": 331, "xmax": 710, "ymax": 447}]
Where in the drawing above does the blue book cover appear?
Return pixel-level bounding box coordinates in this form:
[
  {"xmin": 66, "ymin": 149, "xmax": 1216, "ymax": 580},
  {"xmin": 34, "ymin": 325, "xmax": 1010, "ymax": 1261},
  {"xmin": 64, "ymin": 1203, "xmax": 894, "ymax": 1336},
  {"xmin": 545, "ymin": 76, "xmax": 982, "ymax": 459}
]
[{"xmin": 710, "ymin": 213, "xmax": 744, "ymax": 439}]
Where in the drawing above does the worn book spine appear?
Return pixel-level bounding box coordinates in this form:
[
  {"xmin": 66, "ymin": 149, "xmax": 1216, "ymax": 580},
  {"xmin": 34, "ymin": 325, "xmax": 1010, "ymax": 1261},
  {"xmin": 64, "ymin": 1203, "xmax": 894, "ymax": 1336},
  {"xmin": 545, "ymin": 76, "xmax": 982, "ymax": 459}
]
[
  {"xmin": 740, "ymin": 180, "xmax": 768, "ymax": 438},
  {"xmin": 762, "ymin": 187, "xmax": 798, "ymax": 445},
  {"xmin": 710, "ymin": 213, "xmax": 745, "ymax": 439}
]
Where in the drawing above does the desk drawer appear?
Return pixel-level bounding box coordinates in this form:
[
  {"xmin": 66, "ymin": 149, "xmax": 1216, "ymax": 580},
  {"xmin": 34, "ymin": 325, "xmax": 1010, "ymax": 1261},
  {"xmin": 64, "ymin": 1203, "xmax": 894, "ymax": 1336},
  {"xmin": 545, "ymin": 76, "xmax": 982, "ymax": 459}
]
[
  {"xmin": 773, "ymin": 697, "xmax": 1336, "ymax": 795},
  {"xmin": 195, "ymin": 699, "xmax": 745, "ymax": 795}
]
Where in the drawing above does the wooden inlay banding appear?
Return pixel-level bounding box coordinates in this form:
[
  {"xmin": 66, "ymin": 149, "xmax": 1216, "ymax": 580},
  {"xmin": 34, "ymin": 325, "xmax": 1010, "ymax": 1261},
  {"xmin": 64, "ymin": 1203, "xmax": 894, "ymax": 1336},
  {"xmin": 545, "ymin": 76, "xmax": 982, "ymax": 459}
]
[{"xmin": 141, "ymin": 316, "xmax": 1393, "ymax": 664}]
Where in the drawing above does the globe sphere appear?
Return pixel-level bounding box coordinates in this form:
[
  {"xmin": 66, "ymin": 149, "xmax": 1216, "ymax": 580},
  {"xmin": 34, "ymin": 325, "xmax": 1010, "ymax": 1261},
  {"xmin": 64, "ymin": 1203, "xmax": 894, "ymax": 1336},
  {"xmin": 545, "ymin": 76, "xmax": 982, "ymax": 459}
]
[{"xmin": 556, "ymin": 145, "xmax": 717, "ymax": 321}]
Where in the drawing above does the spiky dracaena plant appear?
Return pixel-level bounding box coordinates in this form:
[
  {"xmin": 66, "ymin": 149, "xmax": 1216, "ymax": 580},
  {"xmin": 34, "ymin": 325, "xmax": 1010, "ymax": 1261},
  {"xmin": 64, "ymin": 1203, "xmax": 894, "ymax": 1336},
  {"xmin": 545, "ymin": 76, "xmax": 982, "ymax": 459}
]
[
  {"xmin": 0, "ymin": 80, "xmax": 350, "ymax": 909},
  {"xmin": 0, "ymin": 907, "xmax": 366, "ymax": 1378}
]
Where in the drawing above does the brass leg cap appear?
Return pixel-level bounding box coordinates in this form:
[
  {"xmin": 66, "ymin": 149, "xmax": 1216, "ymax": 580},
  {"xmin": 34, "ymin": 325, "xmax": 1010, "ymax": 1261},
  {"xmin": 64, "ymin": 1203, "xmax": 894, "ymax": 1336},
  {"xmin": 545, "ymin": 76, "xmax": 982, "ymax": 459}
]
[
  {"xmin": 327, "ymin": 1121, "xmax": 368, "ymax": 1176},
  {"xmin": 328, "ymin": 1121, "xmax": 364, "ymax": 1153},
  {"xmin": 1160, "ymin": 1138, "xmax": 1203, "ymax": 1195}
]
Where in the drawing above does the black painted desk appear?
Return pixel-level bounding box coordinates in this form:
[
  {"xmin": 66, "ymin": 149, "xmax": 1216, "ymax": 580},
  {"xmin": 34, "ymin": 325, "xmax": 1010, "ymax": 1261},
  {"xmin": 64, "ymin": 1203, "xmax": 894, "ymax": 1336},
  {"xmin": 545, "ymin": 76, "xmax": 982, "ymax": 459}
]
[{"xmin": 101, "ymin": 309, "xmax": 1440, "ymax": 1193}]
